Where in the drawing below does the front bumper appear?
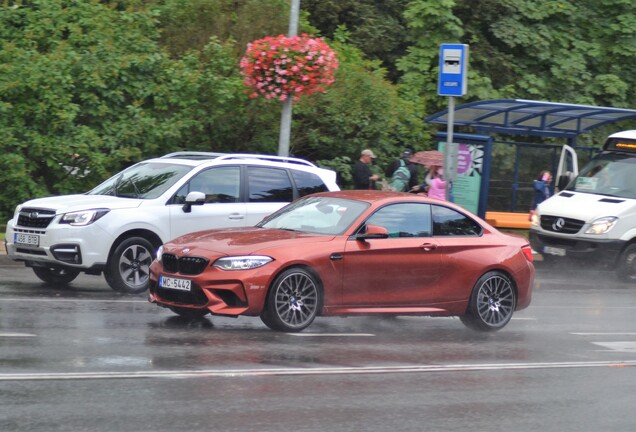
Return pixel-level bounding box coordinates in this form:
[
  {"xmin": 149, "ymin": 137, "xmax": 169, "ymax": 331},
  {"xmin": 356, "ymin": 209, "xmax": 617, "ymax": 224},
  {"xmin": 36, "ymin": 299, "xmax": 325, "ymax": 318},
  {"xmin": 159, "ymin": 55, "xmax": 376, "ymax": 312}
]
[
  {"xmin": 6, "ymin": 219, "xmax": 113, "ymax": 269},
  {"xmin": 529, "ymin": 229, "xmax": 624, "ymax": 267}
]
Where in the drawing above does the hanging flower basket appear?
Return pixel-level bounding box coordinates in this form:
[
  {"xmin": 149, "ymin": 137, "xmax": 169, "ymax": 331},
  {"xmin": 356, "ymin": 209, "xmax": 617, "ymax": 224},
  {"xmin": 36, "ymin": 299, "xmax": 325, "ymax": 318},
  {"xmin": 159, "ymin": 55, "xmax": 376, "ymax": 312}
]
[{"xmin": 240, "ymin": 34, "xmax": 338, "ymax": 102}]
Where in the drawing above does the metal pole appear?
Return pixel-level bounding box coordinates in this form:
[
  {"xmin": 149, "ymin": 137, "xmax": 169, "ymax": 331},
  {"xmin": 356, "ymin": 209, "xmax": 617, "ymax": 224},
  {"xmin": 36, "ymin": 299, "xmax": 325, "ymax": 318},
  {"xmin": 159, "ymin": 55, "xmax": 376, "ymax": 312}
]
[
  {"xmin": 277, "ymin": 0, "xmax": 300, "ymax": 157},
  {"xmin": 445, "ymin": 96, "xmax": 455, "ymax": 200}
]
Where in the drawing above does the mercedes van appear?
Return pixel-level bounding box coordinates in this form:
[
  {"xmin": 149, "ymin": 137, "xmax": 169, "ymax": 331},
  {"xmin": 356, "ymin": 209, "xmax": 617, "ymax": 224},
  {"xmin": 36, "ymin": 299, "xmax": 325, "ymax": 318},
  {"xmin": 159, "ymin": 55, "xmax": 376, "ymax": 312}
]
[{"xmin": 529, "ymin": 130, "xmax": 636, "ymax": 281}]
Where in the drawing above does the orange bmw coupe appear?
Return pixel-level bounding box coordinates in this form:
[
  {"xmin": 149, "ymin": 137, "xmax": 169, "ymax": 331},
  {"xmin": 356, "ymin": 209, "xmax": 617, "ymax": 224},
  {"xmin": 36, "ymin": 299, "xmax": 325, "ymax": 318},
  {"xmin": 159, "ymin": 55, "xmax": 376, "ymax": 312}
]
[{"xmin": 149, "ymin": 190, "xmax": 534, "ymax": 332}]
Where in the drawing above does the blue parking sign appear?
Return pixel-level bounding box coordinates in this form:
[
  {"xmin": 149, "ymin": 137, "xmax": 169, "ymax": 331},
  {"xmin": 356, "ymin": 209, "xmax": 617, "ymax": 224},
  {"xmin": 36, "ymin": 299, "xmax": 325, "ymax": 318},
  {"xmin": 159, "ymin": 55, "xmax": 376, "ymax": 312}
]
[{"xmin": 438, "ymin": 44, "xmax": 469, "ymax": 97}]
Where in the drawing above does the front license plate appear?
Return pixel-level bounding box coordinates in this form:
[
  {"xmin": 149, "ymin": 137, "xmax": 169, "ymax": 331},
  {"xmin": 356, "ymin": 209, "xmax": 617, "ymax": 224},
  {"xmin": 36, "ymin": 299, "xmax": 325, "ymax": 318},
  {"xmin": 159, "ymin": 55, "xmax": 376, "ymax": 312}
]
[
  {"xmin": 543, "ymin": 246, "xmax": 566, "ymax": 256},
  {"xmin": 159, "ymin": 275, "xmax": 192, "ymax": 291},
  {"xmin": 14, "ymin": 233, "xmax": 39, "ymax": 246}
]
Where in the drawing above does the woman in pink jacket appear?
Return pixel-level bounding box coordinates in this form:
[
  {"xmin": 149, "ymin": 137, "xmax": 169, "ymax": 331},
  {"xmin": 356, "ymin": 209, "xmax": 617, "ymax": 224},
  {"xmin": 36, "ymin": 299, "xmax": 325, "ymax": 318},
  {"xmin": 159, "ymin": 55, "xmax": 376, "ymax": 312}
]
[{"xmin": 410, "ymin": 165, "xmax": 447, "ymax": 200}]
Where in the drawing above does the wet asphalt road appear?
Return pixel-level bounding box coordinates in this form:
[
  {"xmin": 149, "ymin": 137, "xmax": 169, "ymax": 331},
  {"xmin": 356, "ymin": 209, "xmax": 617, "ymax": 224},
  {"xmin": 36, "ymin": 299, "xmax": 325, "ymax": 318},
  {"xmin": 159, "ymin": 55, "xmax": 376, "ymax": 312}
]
[{"xmin": 1, "ymin": 256, "xmax": 635, "ymax": 432}]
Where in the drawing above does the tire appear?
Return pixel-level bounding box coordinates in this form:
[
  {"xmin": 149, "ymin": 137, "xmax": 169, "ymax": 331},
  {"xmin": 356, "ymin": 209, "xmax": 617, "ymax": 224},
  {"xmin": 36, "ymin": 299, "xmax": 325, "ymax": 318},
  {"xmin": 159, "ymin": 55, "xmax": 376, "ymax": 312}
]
[
  {"xmin": 169, "ymin": 306, "xmax": 210, "ymax": 319},
  {"xmin": 32, "ymin": 266, "xmax": 80, "ymax": 285},
  {"xmin": 616, "ymin": 244, "xmax": 636, "ymax": 282},
  {"xmin": 460, "ymin": 271, "xmax": 517, "ymax": 332},
  {"xmin": 260, "ymin": 267, "xmax": 322, "ymax": 332},
  {"xmin": 105, "ymin": 237, "xmax": 155, "ymax": 294}
]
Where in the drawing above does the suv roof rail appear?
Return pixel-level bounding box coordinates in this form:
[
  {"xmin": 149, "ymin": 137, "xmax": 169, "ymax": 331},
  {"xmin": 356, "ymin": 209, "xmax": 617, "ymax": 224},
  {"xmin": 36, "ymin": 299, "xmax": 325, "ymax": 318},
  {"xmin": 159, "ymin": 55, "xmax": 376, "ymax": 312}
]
[
  {"xmin": 160, "ymin": 151, "xmax": 226, "ymax": 160},
  {"xmin": 215, "ymin": 153, "xmax": 316, "ymax": 167},
  {"xmin": 160, "ymin": 151, "xmax": 317, "ymax": 167}
]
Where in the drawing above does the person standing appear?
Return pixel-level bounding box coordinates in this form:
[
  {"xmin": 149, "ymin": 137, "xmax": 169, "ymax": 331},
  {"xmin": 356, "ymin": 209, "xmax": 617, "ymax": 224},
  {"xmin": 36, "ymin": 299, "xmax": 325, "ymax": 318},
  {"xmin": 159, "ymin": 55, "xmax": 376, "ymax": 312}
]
[
  {"xmin": 385, "ymin": 148, "xmax": 419, "ymax": 191},
  {"xmin": 352, "ymin": 149, "xmax": 380, "ymax": 189},
  {"xmin": 530, "ymin": 170, "xmax": 552, "ymax": 220}
]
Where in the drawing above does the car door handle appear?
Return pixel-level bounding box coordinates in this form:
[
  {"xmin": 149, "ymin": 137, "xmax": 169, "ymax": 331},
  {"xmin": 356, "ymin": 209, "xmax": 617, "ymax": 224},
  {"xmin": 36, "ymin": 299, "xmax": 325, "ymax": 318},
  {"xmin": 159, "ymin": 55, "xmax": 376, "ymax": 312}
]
[
  {"xmin": 228, "ymin": 213, "xmax": 245, "ymax": 220},
  {"xmin": 420, "ymin": 243, "xmax": 437, "ymax": 252},
  {"xmin": 330, "ymin": 253, "xmax": 343, "ymax": 260}
]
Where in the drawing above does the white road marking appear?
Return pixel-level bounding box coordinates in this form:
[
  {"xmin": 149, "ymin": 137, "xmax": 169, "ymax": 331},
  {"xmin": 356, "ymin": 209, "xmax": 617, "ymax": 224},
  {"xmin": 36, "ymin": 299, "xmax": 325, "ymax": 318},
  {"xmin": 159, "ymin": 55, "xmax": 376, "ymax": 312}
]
[
  {"xmin": 0, "ymin": 333, "xmax": 37, "ymax": 337},
  {"xmin": 288, "ymin": 333, "xmax": 375, "ymax": 337},
  {"xmin": 0, "ymin": 360, "xmax": 634, "ymax": 381},
  {"xmin": 592, "ymin": 342, "xmax": 636, "ymax": 353},
  {"xmin": 0, "ymin": 298, "xmax": 146, "ymax": 303},
  {"xmin": 572, "ymin": 332, "xmax": 636, "ymax": 336}
]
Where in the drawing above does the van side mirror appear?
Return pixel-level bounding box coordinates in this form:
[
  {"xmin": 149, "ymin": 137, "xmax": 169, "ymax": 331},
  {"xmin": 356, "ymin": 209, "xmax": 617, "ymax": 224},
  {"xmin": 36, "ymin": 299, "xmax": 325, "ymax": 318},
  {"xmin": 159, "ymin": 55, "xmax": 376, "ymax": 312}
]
[
  {"xmin": 182, "ymin": 191, "xmax": 206, "ymax": 213},
  {"xmin": 356, "ymin": 224, "xmax": 389, "ymax": 240}
]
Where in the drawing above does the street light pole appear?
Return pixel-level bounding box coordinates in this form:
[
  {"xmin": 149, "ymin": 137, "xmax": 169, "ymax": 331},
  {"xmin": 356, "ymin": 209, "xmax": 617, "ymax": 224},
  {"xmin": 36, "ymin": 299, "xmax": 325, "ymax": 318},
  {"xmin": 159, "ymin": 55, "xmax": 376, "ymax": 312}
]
[{"xmin": 277, "ymin": 0, "xmax": 300, "ymax": 157}]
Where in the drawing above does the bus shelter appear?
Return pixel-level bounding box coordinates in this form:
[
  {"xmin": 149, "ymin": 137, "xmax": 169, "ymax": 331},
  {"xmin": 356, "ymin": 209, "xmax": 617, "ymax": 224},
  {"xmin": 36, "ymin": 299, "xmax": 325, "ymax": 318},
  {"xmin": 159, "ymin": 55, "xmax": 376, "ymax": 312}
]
[{"xmin": 425, "ymin": 99, "xmax": 636, "ymax": 224}]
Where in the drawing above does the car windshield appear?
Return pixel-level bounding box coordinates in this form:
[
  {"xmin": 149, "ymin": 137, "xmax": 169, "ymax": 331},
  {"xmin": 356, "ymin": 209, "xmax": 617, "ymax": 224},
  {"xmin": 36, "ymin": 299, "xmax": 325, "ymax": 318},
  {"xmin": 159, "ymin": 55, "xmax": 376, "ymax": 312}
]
[
  {"xmin": 565, "ymin": 153, "xmax": 636, "ymax": 199},
  {"xmin": 88, "ymin": 162, "xmax": 193, "ymax": 199},
  {"xmin": 257, "ymin": 196, "xmax": 369, "ymax": 235}
]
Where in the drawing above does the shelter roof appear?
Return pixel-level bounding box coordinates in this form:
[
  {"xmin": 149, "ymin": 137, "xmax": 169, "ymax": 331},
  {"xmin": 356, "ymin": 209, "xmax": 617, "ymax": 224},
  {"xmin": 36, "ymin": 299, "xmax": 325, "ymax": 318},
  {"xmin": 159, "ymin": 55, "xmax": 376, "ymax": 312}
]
[{"xmin": 425, "ymin": 99, "xmax": 636, "ymax": 138}]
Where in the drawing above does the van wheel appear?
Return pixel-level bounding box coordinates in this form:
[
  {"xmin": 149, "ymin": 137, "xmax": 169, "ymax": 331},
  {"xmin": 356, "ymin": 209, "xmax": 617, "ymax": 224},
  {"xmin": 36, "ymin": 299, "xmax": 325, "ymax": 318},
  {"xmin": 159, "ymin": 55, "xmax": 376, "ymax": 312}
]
[
  {"xmin": 105, "ymin": 237, "xmax": 155, "ymax": 294},
  {"xmin": 32, "ymin": 266, "xmax": 80, "ymax": 285},
  {"xmin": 617, "ymin": 244, "xmax": 636, "ymax": 282}
]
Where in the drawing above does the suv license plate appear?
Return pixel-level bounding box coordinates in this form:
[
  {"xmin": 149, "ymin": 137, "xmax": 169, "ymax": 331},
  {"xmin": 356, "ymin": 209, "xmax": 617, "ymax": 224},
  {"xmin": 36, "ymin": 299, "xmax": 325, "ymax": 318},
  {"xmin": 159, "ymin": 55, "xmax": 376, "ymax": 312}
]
[
  {"xmin": 159, "ymin": 275, "xmax": 192, "ymax": 291},
  {"xmin": 14, "ymin": 233, "xmax": 40, "ymax": 246},
  {"xmin": 543, "ymin": 246, "xmax": 566, "ymax": 256}
]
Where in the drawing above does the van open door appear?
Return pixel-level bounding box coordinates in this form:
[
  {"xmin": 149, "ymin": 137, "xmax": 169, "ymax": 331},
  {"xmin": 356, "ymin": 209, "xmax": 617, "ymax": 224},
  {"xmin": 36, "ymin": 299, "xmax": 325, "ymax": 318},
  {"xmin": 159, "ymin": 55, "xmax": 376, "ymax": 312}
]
[{"xmin": 556, "ymin": 144, "xmax": 578, "ymax": 192}]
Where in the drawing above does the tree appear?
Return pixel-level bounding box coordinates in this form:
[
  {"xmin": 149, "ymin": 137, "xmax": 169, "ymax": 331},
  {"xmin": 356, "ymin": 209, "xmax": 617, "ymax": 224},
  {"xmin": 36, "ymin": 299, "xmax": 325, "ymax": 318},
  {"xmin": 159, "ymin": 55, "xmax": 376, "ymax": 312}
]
[{"xmin": 0, "ymin": 0, "xmax": 194, "ymax": 221}]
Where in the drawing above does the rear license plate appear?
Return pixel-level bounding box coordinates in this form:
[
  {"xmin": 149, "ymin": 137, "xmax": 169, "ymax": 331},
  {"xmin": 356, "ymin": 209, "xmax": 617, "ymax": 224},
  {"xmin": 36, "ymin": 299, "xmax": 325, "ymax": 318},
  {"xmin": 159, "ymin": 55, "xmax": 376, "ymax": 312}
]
[
  {"xmin": 159, "ymin": 275, "xmax": 192, "ymax": 291},
  {"xmin": 14, "ymin": 233, "xmax": 39, "ymax": 246},
  {"xmin": 543, "ymin": 246, "xmax": 566, "ymax": 256}
]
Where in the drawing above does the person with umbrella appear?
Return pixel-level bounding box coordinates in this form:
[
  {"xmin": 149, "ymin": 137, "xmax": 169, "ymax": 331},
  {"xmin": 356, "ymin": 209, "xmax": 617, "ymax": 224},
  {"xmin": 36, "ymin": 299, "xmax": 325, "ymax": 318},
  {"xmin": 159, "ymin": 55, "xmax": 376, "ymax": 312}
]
[{"xmin": 408, "ymin": 150, "xmax": 448, "ymax": 200}]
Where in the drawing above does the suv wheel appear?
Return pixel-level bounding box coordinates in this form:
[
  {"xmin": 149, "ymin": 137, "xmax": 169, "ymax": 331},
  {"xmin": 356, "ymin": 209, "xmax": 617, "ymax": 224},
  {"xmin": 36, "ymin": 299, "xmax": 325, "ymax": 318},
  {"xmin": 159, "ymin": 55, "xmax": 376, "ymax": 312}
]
[{"xmin": 105, "ymin": 237, "xmax": 155, "ymax": 294}]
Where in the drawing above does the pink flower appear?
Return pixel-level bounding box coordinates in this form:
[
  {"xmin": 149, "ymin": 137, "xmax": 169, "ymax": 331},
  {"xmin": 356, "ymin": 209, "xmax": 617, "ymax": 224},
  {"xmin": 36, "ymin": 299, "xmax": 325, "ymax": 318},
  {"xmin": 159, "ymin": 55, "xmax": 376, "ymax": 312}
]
[{"xmin": 240, "ymin": 33, "xmax": 338, "ymax": 102}]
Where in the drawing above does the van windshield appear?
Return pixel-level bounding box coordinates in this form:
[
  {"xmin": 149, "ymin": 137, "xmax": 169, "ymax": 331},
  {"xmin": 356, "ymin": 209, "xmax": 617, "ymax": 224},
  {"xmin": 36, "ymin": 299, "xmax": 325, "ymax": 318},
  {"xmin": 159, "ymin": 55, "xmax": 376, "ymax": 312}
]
[{"xmin": 565, "ymin": 153, "xmax": 636, "ymax": 199}]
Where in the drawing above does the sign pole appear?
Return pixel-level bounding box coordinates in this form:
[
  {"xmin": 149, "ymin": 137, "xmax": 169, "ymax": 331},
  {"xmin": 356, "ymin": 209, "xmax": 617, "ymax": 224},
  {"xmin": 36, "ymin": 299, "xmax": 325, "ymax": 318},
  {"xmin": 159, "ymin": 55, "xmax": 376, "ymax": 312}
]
[
  {"xmin": 437, "ymin": 43, "xmax": 469, "ymax": 201},
  {"xmin": 445, "ymin": 96, "xmax": 455, "ymax": 200}
]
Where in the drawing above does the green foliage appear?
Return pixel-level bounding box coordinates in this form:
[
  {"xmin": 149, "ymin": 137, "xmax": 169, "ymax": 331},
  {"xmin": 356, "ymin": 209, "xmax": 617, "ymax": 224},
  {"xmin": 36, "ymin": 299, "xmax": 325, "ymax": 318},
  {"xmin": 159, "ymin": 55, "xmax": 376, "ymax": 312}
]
[
  {"xmin": 0, "ymin": 0, "xmax": 177, "ymax": 219},
  {"xmin": 302, "ymin": 0, "xmax": 411, "ymax": 82},
  {"xmin": 3, "ymin": 0, "xmax": 636, "ymax": 221}
]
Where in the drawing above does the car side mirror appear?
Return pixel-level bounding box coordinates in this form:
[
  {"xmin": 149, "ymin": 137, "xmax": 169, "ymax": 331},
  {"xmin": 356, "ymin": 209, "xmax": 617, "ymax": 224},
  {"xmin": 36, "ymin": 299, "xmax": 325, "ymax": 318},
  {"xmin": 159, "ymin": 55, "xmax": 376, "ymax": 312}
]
[
  {"xmin": 356, "ymin": 224, "xmax": 389, "ymax": 240},
  {"xmin": 182, "ymin": 191, "xmax": 206, "ymax": 213}
]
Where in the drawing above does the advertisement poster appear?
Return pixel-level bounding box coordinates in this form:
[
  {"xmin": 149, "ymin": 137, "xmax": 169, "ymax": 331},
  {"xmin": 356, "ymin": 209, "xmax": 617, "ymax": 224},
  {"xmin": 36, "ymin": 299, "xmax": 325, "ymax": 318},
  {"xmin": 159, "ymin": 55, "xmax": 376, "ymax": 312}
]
[{"xmin": 437, "ymin": 141, "xmax": 485, "ymax": 215}]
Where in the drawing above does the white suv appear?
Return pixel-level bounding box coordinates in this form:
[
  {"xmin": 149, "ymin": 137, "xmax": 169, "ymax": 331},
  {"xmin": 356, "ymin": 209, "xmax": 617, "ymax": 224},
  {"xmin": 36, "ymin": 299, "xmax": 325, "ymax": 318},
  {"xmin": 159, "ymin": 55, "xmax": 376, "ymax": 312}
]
[{"xmin": 5, "ymin": 152, "xmax": 339, "ymax": 293}]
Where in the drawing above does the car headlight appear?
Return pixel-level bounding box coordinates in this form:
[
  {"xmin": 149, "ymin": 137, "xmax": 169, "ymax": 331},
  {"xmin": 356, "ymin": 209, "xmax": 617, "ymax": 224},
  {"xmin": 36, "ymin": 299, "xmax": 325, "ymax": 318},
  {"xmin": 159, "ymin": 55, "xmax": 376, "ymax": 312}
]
[
  {"xmin": 156, "ymin": 245, "xmax": 164, "ymax": 262},
  {"xmin": 213, "ymin": 255, "xmax": 273, "ymax": 270},
  {"xmin": 585, "ymin": 216, "xmax": 618, "ymax": 235},
  {"xmin": 59, "ymin": 209, "xmax": 110, "ymax": 226},
  {"xmin": 13, "ymin": 204, "xmax": 23, "ymax": 220}
]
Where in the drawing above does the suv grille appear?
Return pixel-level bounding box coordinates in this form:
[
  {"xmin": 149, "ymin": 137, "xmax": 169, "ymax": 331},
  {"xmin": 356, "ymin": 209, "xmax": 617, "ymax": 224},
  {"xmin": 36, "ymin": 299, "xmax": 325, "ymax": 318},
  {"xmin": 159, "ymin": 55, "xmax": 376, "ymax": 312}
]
[
  {"xmin": 540, "ymin": 215, "xmax": 585, "ymax": 234},
  {"xmin": 162, "ymin": 254, "xmax": 209, "ymax": 275},
  {"xmin": 18, "ymin": 208, "xmax": 56, "ymax": 228}
]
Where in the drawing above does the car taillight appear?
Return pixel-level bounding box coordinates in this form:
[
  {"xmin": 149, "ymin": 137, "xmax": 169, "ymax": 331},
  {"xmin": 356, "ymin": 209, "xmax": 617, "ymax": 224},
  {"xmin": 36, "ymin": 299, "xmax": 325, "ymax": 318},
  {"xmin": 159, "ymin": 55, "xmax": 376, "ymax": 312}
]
[{"xmin": 521, "ymin": 245, "xmax": 534, "ymax": 263}]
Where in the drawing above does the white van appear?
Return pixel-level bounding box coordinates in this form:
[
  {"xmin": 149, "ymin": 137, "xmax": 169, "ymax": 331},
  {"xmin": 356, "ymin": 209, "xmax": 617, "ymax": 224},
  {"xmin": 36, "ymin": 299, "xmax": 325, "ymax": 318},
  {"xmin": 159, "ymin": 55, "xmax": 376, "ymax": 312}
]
[{"xmin": 529, "ymin": 130, "xmax": 636, "ymax": 281}]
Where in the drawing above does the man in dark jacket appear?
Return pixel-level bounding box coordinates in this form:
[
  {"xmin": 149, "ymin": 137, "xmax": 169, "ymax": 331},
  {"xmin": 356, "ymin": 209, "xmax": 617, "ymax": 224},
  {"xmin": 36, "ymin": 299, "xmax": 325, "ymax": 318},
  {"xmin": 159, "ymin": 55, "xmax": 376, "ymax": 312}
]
[
  {"xmin": 385, "ymin": 148, "xmax": 419, "ymax": 191},
  {"xmin": 352, "ymin": 149, "xmax": 380, "ymax": 189}
]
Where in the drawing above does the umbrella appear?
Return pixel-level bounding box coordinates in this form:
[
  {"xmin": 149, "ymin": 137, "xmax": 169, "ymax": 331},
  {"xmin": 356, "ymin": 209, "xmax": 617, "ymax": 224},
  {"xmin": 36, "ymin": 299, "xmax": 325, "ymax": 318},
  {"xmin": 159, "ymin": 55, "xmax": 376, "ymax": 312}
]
[{"xmin": 409, "ymin": 150, "xmax": 444, "ymax": 167}]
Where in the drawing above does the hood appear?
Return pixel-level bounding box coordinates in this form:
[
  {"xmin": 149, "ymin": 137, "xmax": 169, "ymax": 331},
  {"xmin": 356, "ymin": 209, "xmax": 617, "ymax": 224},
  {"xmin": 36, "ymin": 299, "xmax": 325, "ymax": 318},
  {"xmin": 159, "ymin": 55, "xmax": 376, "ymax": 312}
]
[
  {"xmin": 20, "ymin": 194, "xmax": 143, "ymax": 213},
  {"xmin": 538, "ymin": 191, "xmax": 635, "ymax": 221},
  {"xmin": 165, "ymin": 227, "xmax": 335, "ymax": 256}
]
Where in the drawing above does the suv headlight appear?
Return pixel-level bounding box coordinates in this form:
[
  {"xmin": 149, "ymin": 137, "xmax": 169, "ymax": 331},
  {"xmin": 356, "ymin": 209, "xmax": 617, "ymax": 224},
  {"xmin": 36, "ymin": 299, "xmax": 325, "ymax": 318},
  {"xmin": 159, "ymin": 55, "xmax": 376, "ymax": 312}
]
[
  {"xmin": 213, "ymin": 256, "xmax": 273, "ymax": 270},
  {"xmin": 585, "ymin": 216, "xmax": 618, "ymax": 235},
  {"xmin": 60, "ymin": 209, "xmax": 110, "ymax": 226}
]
